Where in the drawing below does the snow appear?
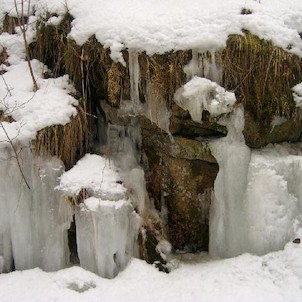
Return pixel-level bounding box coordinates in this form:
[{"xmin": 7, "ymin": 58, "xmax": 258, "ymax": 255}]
[
  {"xmin": 58, "ymin": 154, "xmax": 126, "ymax": 201},
  {"xmin": 175, "ymin": 77, "xmax": 236, "ymax": 123},
  {"xmin": 0, "ymin": 237, "xmax": 302, "ymax": 302},
  {"xmin": 1, "ymin": 0, "xmax": 302, "ymax": 300},
  {"xmin": 28, "ymin": 0, "xmax": 302, "ymax": 60},
  {"xmin": 0, "ymin": 60, "xmax": 78, "ymax": 145}
]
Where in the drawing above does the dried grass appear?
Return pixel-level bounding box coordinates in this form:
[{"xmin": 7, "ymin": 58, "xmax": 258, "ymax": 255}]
[
  {"xmin": 34, "ymin": 13, "xmax": 73, "ymax": 77},
  {"xmin": 222, "ymin": 32, "xmax": 302, "ymax": 122},
  {"xmin": 33, "ymin": 106, "xmax": 88, "ymax": 170}
]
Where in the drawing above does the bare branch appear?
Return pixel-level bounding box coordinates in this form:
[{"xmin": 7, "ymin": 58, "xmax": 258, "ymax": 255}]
[
  {"xmin": 0, "ymin": 120, "xmax": 31, "ymax": 190},
  {"xmin": 14, "ymin": 0, "xmax": 38, "ymax": 92}
]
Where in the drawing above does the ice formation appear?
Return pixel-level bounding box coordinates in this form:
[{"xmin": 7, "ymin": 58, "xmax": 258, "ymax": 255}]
[
  {"xmin": 106, "ymin": 122, "xmax": 149, "ymax": 215},
  {"xmin": 210, "ymin": 108, "xmax": 302, "ymax": 258},
  {"xmin": 292, "ymin": 82, "xmax": 302, "ymax": 107},
  {"xmin": 121, "ymin": 51, "xmax": 172, "ymax": 135},
  {"xmin": 76, "ymin": 197, "xmax": 139, "ymax": 278},
  {"xmin": 58, "ymin": 152, "xmax": 141, "ymax": 278},
  {"xmin": 209, "ymin": 106, "xmax": 251, "ymax": 258},
  {"xmin": 174, "ymin": 76, "xmax": 236, "ymax": 123},
  {"xmin": 246, "ymin": 145, "xmax": 302, "ymax": 255},
  {"xmin": 129, "ymin": 51, "xmax": 141, "ymax": 107},
  {"xmin": 0, "ymin": 147, "xmax": 72, "ymax": 272},
  {"xmin": 184, "ymin": 51, "xmax": 222, "ymax": 84}
]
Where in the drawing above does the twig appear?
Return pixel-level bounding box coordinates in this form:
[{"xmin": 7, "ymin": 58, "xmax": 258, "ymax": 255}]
[
  {"xmin": 0, "ymin": 120, "xmax": 31, "ymax": 190},
  {"xmin": 14, "ymin": 0, "xmax": 38, "ymax": 92}
]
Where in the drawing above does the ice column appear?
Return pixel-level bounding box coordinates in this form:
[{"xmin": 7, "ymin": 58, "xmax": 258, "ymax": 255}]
[
  {"xmin": 0, "ymin": 147, "xmax": 72, "ymax": 272},
  {"xmin": 76, "ymin": 198, "xmax": 140, "ymax": 279},
  {"xmin": 209, "ymin": 106, "xmax": 251, "ymax": 258},
  {"xmin": 59, "ymin": 153, "xmax": 141, "ymax": 278}
]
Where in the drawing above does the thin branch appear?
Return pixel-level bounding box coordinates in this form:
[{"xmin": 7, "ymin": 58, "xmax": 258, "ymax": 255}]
[
  {"xmin": 14, "ymin": 0, "xmax": 38, "ymax": 92},
  {"xmin": 0, "ymin": 120, "xmax": 31, "ymax": 190}
]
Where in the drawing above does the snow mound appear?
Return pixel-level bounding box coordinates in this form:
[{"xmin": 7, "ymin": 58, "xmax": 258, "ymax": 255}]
[
  {"xmin": 174, "ymin": 76, "xmax": 236, "ymax": 123},
  {"xmin": 58, "ymin": 154, "xmax": 127, "ymax": 201},
  {"xmin": 0, "ymin": 60, "xmax": 78, "ymax": 145}
]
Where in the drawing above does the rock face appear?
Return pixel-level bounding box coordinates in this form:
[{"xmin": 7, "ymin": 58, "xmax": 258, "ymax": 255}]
[{"xmin": 142, "ymin": 119, "xmax": 218, "ymax": 252}]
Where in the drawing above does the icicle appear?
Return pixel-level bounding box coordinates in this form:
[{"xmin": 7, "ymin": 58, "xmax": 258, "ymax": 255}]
[
  {"xmin": 183, "ymin": 50, "xmax": 203, "ymax": 80},
  {"xmin": 128, "ymin": 50, "xmax": 140, "ymax": 106},
  {"xmin": 202, "ymin": 51, "xmax": 222, "ymax": 84}
]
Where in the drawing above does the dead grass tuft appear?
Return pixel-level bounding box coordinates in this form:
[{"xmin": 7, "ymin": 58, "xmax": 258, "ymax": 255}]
[
  {"xmin": 222, "ymin": 32, "xmax": 302, "ymax": 123},
  {"xmin": 33, "ymin": 106, "xmax": 88, "ymax": 170}
]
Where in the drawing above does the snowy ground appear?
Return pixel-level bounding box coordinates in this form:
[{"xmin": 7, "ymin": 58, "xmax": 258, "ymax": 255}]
[{"xmin": 0, "ymin": 238, "xmax": 302, "ymax": 302}]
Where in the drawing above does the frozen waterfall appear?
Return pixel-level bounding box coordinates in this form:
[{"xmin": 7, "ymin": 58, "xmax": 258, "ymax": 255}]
[
  {"xmin": 0, "ymin": 147, "xmax": 72, "ymax": 273},
  {"xmin": 209, "ymin": 106, "xmax": 251, "ymax": 258},
  {"xmin": 209, "ymin": 107, "xmax": 302, "ymax": 258}
]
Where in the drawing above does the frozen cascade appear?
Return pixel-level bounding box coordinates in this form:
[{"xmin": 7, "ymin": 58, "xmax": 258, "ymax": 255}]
[
  {"xmin": 0, "ymin": 147, "xmax": 72, "ymax": 272},
  {"xmin": 123, "ymin": 52, "xmax": 172, "ymax": 136},
  {"xmin": 246, "ymin": 146, "xmax": 301, "ymax": 255},
  {"xmin": 209, "ymin": 107, "xmax": 302, "ymax": 258},
  {"xmin": 209, "ymin": 106, "xmax": 251, "ymax": 258},
  {"xmin": 107, "ymin": 122, "xmax": 149, "ymax": 214}
]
